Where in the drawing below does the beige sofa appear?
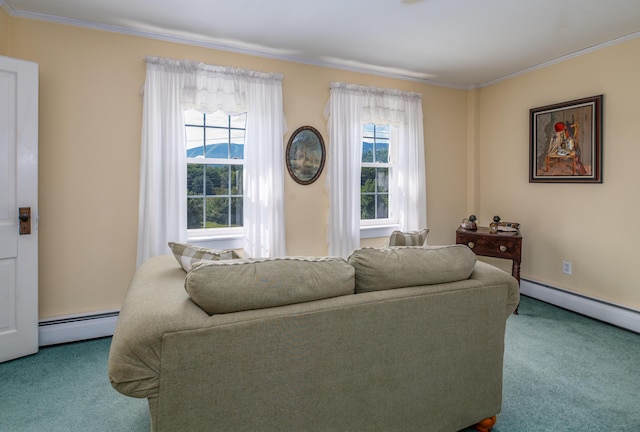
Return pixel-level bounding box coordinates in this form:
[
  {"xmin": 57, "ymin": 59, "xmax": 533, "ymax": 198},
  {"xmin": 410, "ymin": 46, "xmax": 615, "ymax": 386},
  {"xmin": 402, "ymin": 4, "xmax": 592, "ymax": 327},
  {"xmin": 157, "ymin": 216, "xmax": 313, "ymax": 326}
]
[{"xmin": 108, "ymin": 245, "xmax": 519, "ymax": 432}]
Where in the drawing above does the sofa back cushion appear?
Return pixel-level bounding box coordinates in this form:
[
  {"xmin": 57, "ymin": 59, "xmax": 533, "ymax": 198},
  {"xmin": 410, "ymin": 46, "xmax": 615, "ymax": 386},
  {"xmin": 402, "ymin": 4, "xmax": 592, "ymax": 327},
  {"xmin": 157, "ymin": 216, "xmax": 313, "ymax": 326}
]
[
  {"xmin": 185, "ymin": 257, "xmax": 355, "ymax": 314},
  {"xmin": 348, "ymin": 245, "xmax": 476, "ymax": 293}
]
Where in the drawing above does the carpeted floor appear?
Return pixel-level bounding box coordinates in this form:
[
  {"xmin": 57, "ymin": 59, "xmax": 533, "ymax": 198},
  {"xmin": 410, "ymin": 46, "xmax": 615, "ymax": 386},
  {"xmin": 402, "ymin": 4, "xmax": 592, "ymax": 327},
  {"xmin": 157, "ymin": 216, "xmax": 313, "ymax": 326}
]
[
  {"xmin": 1, "ymin": 295, "xmax": 639, "ymax": 431},
  {"xmin": 462, "ymin": 295, "xmax": 640, "ymax": 431},
  {"xmin": 0, "ymin": 337, "xmax": 149, "ymax": 432}
]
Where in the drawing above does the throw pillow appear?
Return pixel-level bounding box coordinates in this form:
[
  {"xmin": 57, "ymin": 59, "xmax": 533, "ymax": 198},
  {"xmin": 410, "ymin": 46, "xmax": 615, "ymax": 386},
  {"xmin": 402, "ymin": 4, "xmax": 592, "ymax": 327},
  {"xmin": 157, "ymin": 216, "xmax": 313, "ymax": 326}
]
[
  {"xmin": 185, "ymin": 256, "xmax": 355, "ymax": 314},
  {"xmin": 388, "ymin": 228, "xmax": 429, "ymax": 246},
  {"xmin": 168, "ymin": 242, "xmax": 240, "ymax": 272},
  {"xmin": 347, "ymin": 245, "xmax": 476, "ymax": 293}
]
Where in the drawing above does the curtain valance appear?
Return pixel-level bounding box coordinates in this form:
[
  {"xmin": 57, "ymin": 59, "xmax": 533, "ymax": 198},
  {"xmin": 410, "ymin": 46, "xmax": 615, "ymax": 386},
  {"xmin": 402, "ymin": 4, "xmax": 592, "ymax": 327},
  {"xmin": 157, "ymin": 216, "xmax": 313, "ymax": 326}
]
[
  {"xmin": 326, "ymin": 82, "xmax": 422, "ymax": 125},
  {"xmin": 144, "ymin": 56, "xmax": 283, "ymax": 114}
]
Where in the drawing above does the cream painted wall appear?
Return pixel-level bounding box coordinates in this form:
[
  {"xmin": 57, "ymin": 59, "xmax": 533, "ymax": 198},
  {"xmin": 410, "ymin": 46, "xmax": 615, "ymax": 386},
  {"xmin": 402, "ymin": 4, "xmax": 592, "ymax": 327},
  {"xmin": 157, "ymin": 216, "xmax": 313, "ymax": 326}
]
[
  {"xmin": 0, "ymin": 7, "xmax": 8, "ymax": 55},
  {"xmin": 475, "ymin": 37, "xmax": 640, "ymax": 310},
  {"xmin": 6, "ymin": 16, "xmax": 468, "ymax": 319}
]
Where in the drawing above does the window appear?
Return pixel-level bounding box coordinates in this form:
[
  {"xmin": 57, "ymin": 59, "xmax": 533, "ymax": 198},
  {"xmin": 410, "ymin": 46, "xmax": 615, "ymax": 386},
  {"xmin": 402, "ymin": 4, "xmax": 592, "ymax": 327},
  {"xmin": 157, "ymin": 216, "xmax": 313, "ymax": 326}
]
[
  {"xmin": 325, "ymin": 82, "xmax": 425, "ymax": 257},
  {"xmin": 137, "ymin": 57, "xmax": 285, "ymax": 263},
  {"xmin": 361, "ymin": 123, "xmax": 395, "ymax": 225},
  {"xmin": 185, "ymin": 110, "xmax": 246, "ymax": 235}
]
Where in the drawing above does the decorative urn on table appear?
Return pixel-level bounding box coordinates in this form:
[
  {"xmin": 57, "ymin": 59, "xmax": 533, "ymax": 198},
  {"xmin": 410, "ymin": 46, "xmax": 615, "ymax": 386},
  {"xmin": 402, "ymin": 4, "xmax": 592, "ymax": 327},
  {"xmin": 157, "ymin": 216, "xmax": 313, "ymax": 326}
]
[
  {"xmin": 489, "ymin": 216, "xmax": 501, "ymax": 233},
  {"xmin": 460, "ymin": 214, "xmax": 478, "ymax": 230}
]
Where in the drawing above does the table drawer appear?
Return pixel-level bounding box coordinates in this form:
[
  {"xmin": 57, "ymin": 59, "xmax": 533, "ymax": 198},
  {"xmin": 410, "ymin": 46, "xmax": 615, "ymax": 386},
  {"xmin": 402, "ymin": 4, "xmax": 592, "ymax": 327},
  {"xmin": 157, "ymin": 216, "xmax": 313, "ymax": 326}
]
[{"xmin": 456, "ymin": 233, "xmax": 521, "ymax": 260}]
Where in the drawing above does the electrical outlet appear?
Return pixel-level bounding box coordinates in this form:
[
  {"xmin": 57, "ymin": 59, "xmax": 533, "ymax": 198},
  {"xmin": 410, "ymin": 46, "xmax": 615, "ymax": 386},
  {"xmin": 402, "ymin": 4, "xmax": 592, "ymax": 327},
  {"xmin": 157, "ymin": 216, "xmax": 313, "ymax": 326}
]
[{"xmin": 562, "ymin": 261, "xmax": 572, "ymax": 275}]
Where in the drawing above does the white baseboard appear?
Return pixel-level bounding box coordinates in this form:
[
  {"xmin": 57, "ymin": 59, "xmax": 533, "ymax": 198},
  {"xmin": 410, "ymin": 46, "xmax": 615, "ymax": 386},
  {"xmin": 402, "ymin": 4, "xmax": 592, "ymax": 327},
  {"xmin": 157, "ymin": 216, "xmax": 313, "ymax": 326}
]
[
  {"xmin": 35, "ymin": 282, "xmax": 640, "ymax": 346},
  {"xmin": 38, "ymin": 310, "xmax": 119, "ymax": 346},
  {"xmin": 520, "ymin": 279, "xmax": 640, "ymax": 334}
]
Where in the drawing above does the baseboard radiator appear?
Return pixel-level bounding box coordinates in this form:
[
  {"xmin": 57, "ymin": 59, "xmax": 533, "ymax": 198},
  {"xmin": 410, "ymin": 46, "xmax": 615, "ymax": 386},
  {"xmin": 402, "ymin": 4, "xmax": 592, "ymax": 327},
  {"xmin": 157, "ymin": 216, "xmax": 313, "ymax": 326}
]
[
  {"xmin": 38, "ymin": 310, "xmax": 119, "ymax": 347},
  {"xmin": 521, "ymin": 279, "xmax": 640, "ymax": 334}
]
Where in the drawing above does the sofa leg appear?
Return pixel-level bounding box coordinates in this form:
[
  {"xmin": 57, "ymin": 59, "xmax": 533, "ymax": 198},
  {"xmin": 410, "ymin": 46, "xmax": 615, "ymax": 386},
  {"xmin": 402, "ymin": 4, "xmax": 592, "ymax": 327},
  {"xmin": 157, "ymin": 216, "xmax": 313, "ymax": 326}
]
[{"xmin": 473, "ymin": 415, "xmax": 497, "ymax": 432}]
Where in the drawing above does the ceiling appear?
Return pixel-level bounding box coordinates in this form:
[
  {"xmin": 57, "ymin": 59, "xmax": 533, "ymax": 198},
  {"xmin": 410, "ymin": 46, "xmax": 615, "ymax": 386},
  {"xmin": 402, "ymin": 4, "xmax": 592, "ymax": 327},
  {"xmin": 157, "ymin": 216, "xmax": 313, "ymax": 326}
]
[{"xmin": 3, "ymin": 0, "xmax": 640, "ymax": 88}]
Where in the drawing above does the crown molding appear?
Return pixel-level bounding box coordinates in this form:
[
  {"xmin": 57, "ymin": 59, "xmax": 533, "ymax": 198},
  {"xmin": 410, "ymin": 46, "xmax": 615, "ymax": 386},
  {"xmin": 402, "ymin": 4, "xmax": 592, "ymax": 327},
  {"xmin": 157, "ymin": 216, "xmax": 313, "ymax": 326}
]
[
  {"xmin": 2, "ymin": 2, "xmax": 468, "ymax": 89},
  {"xmin": 479, "ymin": 31, "xmax": 640, "ymax": 88},
  {"xmin": 4, "ymin": 1, "xmax": 640, "ymax": 90}
]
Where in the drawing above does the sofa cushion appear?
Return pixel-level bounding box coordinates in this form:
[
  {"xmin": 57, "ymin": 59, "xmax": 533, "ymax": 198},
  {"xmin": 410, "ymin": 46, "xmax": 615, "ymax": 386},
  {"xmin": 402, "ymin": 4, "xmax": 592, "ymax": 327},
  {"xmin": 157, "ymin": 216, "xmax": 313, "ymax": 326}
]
[
  {"xmin": 388, "ymin": 228, "xmax": 429, "ymax": 246},
  {"xmin": 185, "ymin": 256, "xmax": 355, "ymax": 314},
  {"xmin": 168, "ymin": 242, "xmax": 240, "ymax": 272},
  {"xmin": 347, "ymin": 245, "xmax": 476, "ymax": 293}
]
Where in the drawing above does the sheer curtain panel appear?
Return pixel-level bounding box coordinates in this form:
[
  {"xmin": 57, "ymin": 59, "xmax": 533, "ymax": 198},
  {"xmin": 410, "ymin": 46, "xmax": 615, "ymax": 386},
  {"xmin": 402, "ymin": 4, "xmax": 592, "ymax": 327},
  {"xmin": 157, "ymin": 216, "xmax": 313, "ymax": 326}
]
[
  {"xmin": 137, "ymin": 57, "xmax": 286, "ymax": 266},
  {"xmin": 324, "ymin": 83, "xmax": 426, "ymax": 258},
  {"xmin": 243, "ymin": 76, "xmax": 287, "ymax": 258},
  {"xmin": 137, "ymin": 59, "xmax": 187, "ymax": 267}
]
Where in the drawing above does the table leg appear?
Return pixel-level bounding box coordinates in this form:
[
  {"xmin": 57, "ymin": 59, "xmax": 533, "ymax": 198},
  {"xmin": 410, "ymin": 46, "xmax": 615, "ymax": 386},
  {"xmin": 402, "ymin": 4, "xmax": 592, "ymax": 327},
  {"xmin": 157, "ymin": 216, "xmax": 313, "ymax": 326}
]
[{"xmin": 512, "ymin": 260, "xmax": 521, "ymax": 314}]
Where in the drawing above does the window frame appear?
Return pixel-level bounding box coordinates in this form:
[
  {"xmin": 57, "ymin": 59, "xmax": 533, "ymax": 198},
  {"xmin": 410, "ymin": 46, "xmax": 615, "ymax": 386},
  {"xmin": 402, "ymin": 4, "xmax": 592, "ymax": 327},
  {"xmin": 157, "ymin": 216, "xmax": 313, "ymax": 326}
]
[
  {"xmin": 185, "ymin": 110, "xmax": 246, "ymax": 247},
  {"xmin": 360, "ymin": 123, "xmax": 400, "ymax": 238}
]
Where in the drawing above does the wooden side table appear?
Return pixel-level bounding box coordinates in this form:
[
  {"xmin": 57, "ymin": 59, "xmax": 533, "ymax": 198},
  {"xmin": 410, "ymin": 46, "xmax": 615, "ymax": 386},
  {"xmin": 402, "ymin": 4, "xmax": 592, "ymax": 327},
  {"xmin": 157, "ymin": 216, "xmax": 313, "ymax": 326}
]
[
  {"xmin": 456, "ymin": 226, "xmax": 522, "ymax": 313},
  {"xmin": 456, "ymin": 227, "xmax": 522, "ymax": 314},
  {"xmin": 456, "ymin": 226, "xmax": 522, "ymax": 283}
]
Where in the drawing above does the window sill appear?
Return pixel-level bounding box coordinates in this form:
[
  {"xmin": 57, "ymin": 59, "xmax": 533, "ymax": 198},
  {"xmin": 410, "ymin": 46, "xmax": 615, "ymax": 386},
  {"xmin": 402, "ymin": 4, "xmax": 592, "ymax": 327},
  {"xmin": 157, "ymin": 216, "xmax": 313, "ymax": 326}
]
[
  {"xmin": 360, "ymin": 224, "xmax": 400, "ymax": 239},
  {"xmin": 188, "ymin": 225, "xmax": 399, "ymax": 249},
  {"xmin": 188, "ymin": 233, "xmax": 244, "ymax": 251}
]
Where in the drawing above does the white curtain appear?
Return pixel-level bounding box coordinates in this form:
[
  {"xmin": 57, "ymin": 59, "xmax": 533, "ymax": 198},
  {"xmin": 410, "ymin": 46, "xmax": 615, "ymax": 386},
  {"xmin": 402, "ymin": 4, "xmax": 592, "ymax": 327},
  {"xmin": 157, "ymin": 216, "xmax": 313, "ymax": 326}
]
[
  {"xmin": 243, "ymin": 75, "xmax": 287, "ymax": 258},
  {"xmin": 137, "ymin": 57, "xmax": 286, "ymax": 266},
  {"xmin": 324, "ymin": 85, "xmax": 364, "ymax": 258},
  {"xmin": 137, "ymin": 59, "xmax": 187, "ymax": 266},
  {"xmin": 324, "ymin": 82, "xmax": 427, "ymax": 258}
]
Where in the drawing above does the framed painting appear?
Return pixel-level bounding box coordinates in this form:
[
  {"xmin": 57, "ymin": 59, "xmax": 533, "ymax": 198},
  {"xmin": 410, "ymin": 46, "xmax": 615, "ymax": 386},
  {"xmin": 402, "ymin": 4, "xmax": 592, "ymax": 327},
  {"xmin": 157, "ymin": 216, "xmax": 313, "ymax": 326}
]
[
  {"xmin": 529, "ymin": 95, "xmax": 603, "ymax": 183},
  {"xmin": 286, "ymin": 126, "xmax": 326, "ymax": 185}
]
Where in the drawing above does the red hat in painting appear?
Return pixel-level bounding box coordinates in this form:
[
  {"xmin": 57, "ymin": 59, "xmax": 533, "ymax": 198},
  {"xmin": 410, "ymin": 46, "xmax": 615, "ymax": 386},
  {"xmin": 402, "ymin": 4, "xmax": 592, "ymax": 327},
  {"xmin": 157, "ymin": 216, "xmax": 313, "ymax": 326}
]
[{"xmin": 554, "ymin": 122, "xmax": 565, "ymax": 132}]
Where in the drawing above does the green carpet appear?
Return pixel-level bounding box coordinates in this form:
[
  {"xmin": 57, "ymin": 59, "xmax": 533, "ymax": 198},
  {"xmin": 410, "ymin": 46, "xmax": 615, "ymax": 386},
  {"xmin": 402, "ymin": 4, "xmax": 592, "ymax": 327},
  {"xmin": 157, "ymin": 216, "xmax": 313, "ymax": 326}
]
[
  {"xmin": 0, "ymin": 337, "xmax": 149, "ymax": 432},
  {"xmin": 484, "ymin": 296, "xmax": 640, "ymax": 431},
  {"xmin": 1, "ymin": 296, "xmax": 638, "ymax": 431}
]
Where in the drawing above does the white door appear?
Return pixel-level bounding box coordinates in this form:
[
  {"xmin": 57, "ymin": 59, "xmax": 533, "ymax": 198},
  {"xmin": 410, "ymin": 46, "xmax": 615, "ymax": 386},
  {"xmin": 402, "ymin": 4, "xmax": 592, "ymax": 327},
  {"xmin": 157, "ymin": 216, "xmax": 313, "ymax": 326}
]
[{"xmin": 0, "ymin": 56, "xmax": 39, "ymax": 363}]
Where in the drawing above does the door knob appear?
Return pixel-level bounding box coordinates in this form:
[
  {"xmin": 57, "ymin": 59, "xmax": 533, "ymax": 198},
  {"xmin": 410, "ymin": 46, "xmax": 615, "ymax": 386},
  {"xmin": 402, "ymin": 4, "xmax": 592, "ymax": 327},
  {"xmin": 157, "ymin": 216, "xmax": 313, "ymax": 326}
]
[{"xmin": 18, "ymin": 207, "xmax": 31, "ymax": 235}]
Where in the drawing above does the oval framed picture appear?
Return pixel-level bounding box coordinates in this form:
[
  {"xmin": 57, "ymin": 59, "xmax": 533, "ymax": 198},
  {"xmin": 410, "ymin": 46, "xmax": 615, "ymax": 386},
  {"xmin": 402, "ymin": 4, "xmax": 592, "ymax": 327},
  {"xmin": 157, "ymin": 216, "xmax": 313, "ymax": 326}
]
[{"xmin": 285, "ymin": 126, "xmax": 326, "ymax": 185}]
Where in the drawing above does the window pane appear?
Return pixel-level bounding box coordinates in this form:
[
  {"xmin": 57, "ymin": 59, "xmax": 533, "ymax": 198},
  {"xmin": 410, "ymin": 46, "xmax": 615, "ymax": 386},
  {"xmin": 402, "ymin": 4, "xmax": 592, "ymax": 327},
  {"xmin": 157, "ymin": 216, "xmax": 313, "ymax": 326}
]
[
  {"xmin": 362, "ymin": 140, "xmax": 374, "ymax": 163},
  {"xmin": 230, "ymin": 166, "xmax": 243, "ymax": 195},
  {"xmin": 375, "ymin": 142, "xmax": 389, "ymax": 163},
  {"xmin": 230, "ymin": 197, "xmax": 243, "ymax": 227},
  {"xmin": 205, "ymin": 128, "xmax": 230, "ymax": 158},
  {"xmin": 206, "ymin": 197, "xmax": 229, "ymax": 227},
  {"xmin": 187, "ymin": 164, "xmax": 205, "ymax": 195},
  {"xmin": 376, "ymin": 168, "xmax": 389, "ymax": 192},
  {"xmin": 230, "ymin": 113, "xmax": 247, "ymax": 129},
  {"xmin": 230, "ymin": 129, "xmax": 245, "ymax": 160},
  {"xmin": 363, "ymin": 122, "xmax": 375, "ymax": 137},
  {"xmin": 375, "ymin": 124, "xmax": 390, "ymax": 140},
  {"xmin": 185, "ymin": 126, "xmax": 204, "ymax": 158},
  {"xmin": 377, "ymin": 194, "xmax": 389, "ymax": 219},
  {"xmin": 361, "ymin": 194, "xmax": 375, "ymax": 220},
  {"xmin": 205, "ymin": 126, "xmax": 229, "ymax": 144},
  {"xmin": 184, "ymin": 110, "xmax": 204, "ymax": 126},
  {"xmin": 187, "ymin": 198, "xmax": 204, "ymax": 229},
  {"xmin": 361, "ymin": 167, "xmax": 376, "ymax": 192},
  {"xmin": 206, "ymin": 111, "xmax": 229, "ymax": 126},
  {"xmin": 206, "ymin": 164, "xmax": 229, "ymax": 196}
]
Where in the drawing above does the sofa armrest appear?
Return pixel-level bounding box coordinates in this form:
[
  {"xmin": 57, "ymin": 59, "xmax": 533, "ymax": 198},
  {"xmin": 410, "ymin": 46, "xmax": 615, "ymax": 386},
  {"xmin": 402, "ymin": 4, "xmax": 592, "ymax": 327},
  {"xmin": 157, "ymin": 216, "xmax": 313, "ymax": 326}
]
[
  {"xmin": 469, "ymin": 261, "xmax": 520, "ymax": 317},
  {"xmin": 108, "ymin": 255, "xmax": 211, "ymax": 399}
]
